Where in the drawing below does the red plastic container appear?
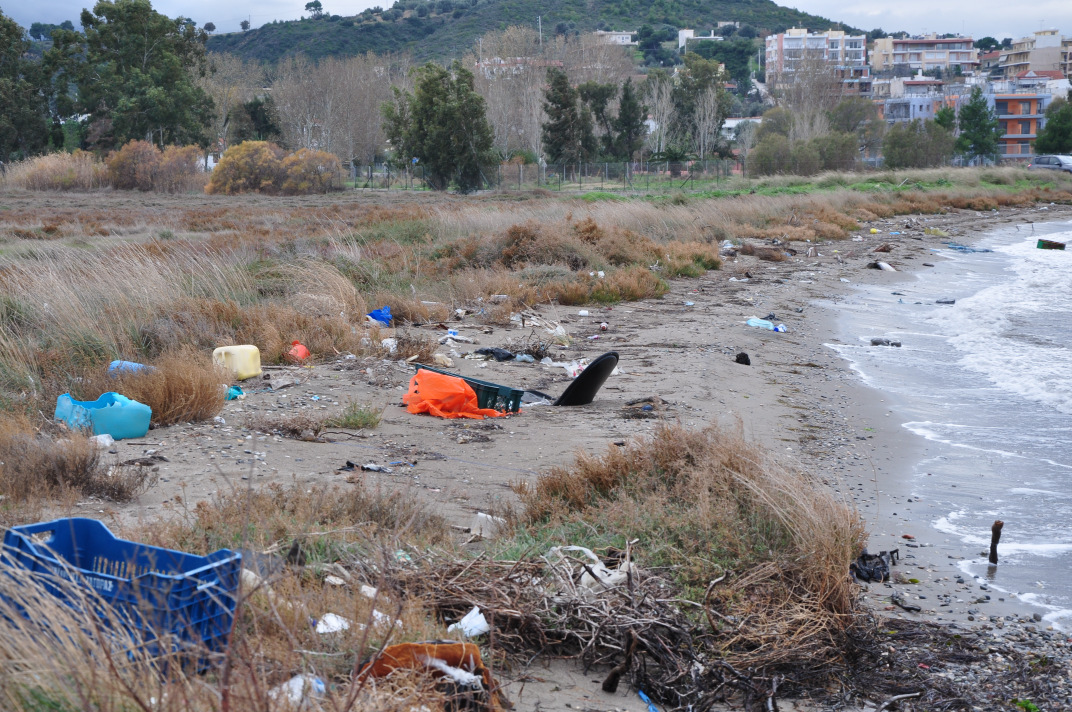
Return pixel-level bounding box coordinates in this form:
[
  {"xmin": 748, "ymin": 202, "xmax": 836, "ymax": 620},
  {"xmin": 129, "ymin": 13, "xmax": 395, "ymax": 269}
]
[{"xmin": 287, "ymin": 340, "xmax": 310, "ymax": 362}]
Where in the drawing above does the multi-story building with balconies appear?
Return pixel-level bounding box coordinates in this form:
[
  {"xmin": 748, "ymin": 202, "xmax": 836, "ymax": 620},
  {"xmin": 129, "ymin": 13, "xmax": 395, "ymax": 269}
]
[{"xmin": 870, "ymin": 35, "xmax": 978, "ymax": 74}]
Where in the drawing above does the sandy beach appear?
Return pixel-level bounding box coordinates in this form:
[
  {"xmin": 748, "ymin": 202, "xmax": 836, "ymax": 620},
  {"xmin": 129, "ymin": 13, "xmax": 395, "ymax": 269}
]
[{"xmin": 60, "ymin": 197, "xmax": 1068, "ymax": 710}]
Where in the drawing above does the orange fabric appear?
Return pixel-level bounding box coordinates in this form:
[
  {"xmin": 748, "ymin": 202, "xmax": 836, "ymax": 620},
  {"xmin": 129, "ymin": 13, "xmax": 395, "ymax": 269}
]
[
  {"xmin": 358, "ymin": 641, "xmax": 507, "ymax": 711},
  {"xmin": 404, "ymin": 369, "xmax": 505, "ymax": 419}
]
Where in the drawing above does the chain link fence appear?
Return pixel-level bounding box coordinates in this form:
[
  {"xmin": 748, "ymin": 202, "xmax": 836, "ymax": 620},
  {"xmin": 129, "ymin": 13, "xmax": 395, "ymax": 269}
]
[{"xmin": 342, "ymin": 160, "xmax": 743, "ymax": 193}]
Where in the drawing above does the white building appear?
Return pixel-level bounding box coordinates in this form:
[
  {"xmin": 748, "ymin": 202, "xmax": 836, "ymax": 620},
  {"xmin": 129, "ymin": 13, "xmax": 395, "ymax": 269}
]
[
  {"xmin": 594, "ymin": 30, "xmax": 636, "ymax": 46},
  {"xmin": 764, "ymin": 28, "xmax": 866, "ymax": 78}
]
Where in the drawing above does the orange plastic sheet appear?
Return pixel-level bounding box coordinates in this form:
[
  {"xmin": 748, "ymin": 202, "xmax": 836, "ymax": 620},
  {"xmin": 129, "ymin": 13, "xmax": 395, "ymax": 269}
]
[
  {"xmin": 404, "ymin": 369, "xmax": 505, "ymax": 419},
  {"xmin": 358, "ymin": 641, "xmax": 506, "ymax": 711}
]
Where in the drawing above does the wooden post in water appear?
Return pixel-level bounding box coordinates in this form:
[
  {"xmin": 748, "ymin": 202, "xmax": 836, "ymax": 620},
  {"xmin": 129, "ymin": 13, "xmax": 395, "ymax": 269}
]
[{"xmin": 989, "ymin": 520, "xmax": 1004, "ymax": 565}]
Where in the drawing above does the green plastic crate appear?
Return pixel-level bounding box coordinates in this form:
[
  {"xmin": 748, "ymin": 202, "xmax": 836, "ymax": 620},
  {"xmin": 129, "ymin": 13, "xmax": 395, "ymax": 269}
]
[{"xmin": 414, "ymin": 366, "xmax": 523, "ymax": 413}]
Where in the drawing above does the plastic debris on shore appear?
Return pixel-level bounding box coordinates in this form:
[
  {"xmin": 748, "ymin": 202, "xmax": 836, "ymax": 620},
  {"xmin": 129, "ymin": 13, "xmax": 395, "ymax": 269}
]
[
  {"xmin": 745, "ymin": 317, "xmax": 787, "ymax": 333},
  {"xmin": 447, "ymin": 606, "xmax": 491, "ymax": 637}
]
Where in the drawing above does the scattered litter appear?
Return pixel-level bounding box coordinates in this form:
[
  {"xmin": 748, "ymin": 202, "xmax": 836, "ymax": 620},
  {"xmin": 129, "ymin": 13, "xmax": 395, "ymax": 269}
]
[
  {"xmin": 840, "ymin": 277, "xmax": 851, "ymax": 282},
  {"xmin": 924, "ymin": 227, "xmax": 950, "ymax": 237},
  {"xmin": 490, "ymin": 294, "xmax": 509, "ymax": 302},
  {"xmin": 599, "ymin": 322, "xmax": 608, "ymax": 331},
  {"xmin": 268, "ymin": 674, "xmax": 326, "ymax": 706},
  {"xmin": 358, "ymin": 641, "xmax": 503, "ymax": 709},
  {"xmin": 578, "ymin": 310, "xmax": 590, "ymax": 316},
  {"xmin": 324, "ymin": 575, "xmax": 347, "ymax": 587},
  {"xmin": 588, "ymin": 335, "xmax": 601, "ymax": 340},
  {"xmin": 638, "ymin": 690, "xmax": 660, "ymax": 712},
  {"xmin": 541, "ymin": 357, "xmax": 589, "ymax": 378},
  {"xmin": 475, "ymin": 347, "xmax": 514, "ymax": 362},
  {"xmin": 55, "ymin": 392, "xmax": 152, "ymax": 440},
  {"xmin": 212, "ymin": 345, "xmax": 262, "ymax": 380},
  {"xmin": 90, "ymin": 433, "xmax": 115, "ymax": 448},
  {"xmin": 315, "ymin": 612, "xmax": 351, "ymax": 634},
  {"xmin": 108, "ymin": 360, "xmax": 155, "ymax": 376},
  {"xmin": 745, "ymin": 317, "xmax": 787, "ymax": 333},
  {"xmin": 433, "ymin": 353, "xmax": 455, "ymax": 367},
  {"xmin": 546, "ymin": 545, "xmax": 636, "ymax": 595},
  {"xmin": 468, "ymin": 512, "xmax": 506, "ymax": 539},
  {"xmin": 870, "ymin": 338, "xmax": 902, "ymax": 347},
  {"xmin": 866, "ymin": 261, "xmax": 896, "ymax": 271},
  {"xmin": 890, "ymin": 592, "xmax": 921, "ymax": 613},
  {"xmin": 286, "ymin": 340, "xmax": 310, "ymax": 362},
  {"xmin": 225, "ymin": 385, "xmax": 244, "ymax": 401},
  {"xmin": 850, "ymin": 548, "xmax": 899, "ymax": 583},
  {"xmin": 360, "ymin": 463, "xmax": 392, "ymax": 473},
  {"xmin": 380, "ymin": 337, "xmax": 398, "ymax": 354},
  {"xmin": 439, "ymin": 332, "xmax": 475, "ymax": 344},
  {"xmin": 367, "ymin": 306, "xmax": 392, "ymax": 326},
  {"xmin": 683, "ymin": 301, "xmax": 694, "ymax": 306},
  {"xmin": 735, "ymin": 352, "xmax": 750, "ymax": 365},
  {"xmin": 873, "ymin": 243, "xmax": 894, "ymax": 252},
  {"xmin": 447, "ymin": 605, "xmax": 491, "ymax": 637},
  {"xmin": 945, "ymin": 241, "xmax": 991, "ymax": 253},
  {"xmin": 1037, "ymin": 238, "xmax": 1066, "ymax": 250},
  {"xmin": 869, "ymin": 228, "xmax": 880, "ymax": 234},
  {"xmin": 514, "ymin": 353, "xmax": 534, "ymax": 363},
  {"xmin": 213, "ymin": 416, "xmax": 226, "ymax": 425},
  {"xmin": 935, "ymin": 297, "xmax": 956, "ymax": 305}
]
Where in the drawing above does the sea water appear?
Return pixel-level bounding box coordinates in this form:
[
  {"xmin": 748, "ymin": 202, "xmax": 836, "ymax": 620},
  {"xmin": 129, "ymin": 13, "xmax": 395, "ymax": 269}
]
[{"xmin": 828, "ymin": 215, "xmax": 1072, "ymax": 630}]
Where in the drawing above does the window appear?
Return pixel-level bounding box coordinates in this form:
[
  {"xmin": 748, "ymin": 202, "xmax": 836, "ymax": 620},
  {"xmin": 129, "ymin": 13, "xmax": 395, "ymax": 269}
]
[{"xmin": 1020, "ymin": 101, "xmax": 1031, "ymax": 114}]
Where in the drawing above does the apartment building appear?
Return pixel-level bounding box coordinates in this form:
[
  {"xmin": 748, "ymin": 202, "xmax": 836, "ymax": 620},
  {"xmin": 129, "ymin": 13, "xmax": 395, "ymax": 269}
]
[
  {"xmin": 995, "ymin": 93, "xmax": 1050, "ymax": 159},
  {"xmin": 1062, "ymin": 38, "xmax": 1072, "ymax": 79},
  {"xmin": 764, "ymin": 28, "xmax": 866, "ymax": 77},
  {"xmin": 1000, "ymin": 30, "xmax": 1063, "ymax": 79},
  {"xmin": 871, "ymin": 35, "xmax": 977, "ymax": 73}
]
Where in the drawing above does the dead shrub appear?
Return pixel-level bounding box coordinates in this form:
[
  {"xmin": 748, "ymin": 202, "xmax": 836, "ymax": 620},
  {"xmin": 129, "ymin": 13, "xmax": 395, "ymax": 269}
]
[
  {"xmin": 393, "ymin": 330, "xmax": 437, "ymax": 362},
  {"xmin": 739, "ymin": 242, "xmax": 789, "ymax": 262},
  {"xmin": 517, "ymin": 422, "xmax": 864, "ymax": 665},
  {"xmin": 76, "ymin": 350, "xmax": 228, "ymax": 426},
  {"xmin": 0, "ymin": 416, "xmax": 152, "ymax": 509},
  {"xmin": 107, "ymin": 140, "xmax": 160, "ymax": 190},
  {"xmin": 247, "ymin": 411, "xmax": 327, "ymax": 440},
  {"xmin": 497, "ymin": 221, "xmax": 597, "ymax": 270},
  {"xmin": 156, "ymin": 145, "xmax": 207, "ymax": 193}
]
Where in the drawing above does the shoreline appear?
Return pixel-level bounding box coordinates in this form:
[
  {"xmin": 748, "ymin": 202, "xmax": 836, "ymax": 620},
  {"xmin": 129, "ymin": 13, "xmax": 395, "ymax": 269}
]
[{"xmin": 791, "ymin": 206, "xmax": 1072, "ymax": 634}]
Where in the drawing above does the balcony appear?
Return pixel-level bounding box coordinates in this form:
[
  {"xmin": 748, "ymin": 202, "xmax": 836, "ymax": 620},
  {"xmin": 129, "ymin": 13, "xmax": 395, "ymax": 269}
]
[
  {"xmin": 998, "ymin": 113, "xmax": 1042, "ymax": 119},
  {"xmin": 1001, "ymin": 133, "xmax": 1037, "ymax": 140}
]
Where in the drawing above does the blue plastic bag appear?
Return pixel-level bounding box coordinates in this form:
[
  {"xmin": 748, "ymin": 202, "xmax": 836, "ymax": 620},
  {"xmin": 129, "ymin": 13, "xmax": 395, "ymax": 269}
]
[
  {"xmin": 108, "ymin": 360, "xmax": 155, "ymax": 376},
  {"xmin": 367, "ymin": 306, "xmax": 392, "ymax": 326}
]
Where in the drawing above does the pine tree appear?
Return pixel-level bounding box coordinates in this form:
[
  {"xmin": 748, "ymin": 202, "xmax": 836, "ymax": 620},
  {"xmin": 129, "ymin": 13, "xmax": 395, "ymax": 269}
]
[
  {"xmin": 541, "ymin": 68, "xmax": 596, "ymax": 167},
  {"xmin": 381, "ymin": 61, "xmax": 495, "ymax": 193},
  {"xmin": 955, "ymin": 86, "xmax": 1003, "ymax": 163},
  {"xmin": 0, "ymin": 11, "xmax": 51, "ymax": 162},
  {"xmin": 610, "ymin": 78, "xmax": 646, "ymax": 161},
  {"xmin": 1035, "ymin": 98, "xmax": 1072, "ymax": 154}
]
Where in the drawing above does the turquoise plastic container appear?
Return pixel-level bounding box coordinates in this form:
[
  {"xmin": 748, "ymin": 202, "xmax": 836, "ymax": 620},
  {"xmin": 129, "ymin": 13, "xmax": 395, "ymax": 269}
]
[{"xmin": 54, "ymin": 392, "xmax": 152, "ymax": 440}]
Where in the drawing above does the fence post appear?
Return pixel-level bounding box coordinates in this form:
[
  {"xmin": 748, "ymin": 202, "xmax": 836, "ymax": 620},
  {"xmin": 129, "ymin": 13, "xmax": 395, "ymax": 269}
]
[{"xmin": 518, "ymin": 163, "xmax": 522, "ymax": 191}]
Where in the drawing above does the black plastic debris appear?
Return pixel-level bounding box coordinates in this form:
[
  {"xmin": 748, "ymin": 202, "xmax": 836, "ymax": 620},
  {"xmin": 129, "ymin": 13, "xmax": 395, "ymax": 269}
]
[
  {"xmin": 850, "ymin": 548, "xmax": 899, "ymax": 583},
  {"xmin": 735, "ymin": 352, "xmax": 751, "ymax": 365},
  {"xmin": 475, "ymin": 347, "xmax": 515, "ymax": 361}
]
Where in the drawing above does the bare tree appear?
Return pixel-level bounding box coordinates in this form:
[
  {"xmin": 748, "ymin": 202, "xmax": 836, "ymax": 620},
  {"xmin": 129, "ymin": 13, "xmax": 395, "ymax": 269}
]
[
  {"xmin": 775, "ymin": 54, "xmax": 843, "ymax": 143},
  {"xmin": 196, "ymin": 52, "xmax": 264, "ymax": 152},
  {"xmin": 643, "ymin": 70, "xmax": 675, "ymax": 156},
  {"xmin": 468, "ymin": 26, "xmax": 546, "ymax": 158},
  {"xmin": 693, "ymin": 84, "xmax": 729, "ymax": 159}
]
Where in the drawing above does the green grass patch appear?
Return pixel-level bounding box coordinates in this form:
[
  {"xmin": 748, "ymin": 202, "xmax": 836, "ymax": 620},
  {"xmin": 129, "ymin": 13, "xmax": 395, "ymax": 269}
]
[{"xmin": 325, "ymin": 401, "xmax": 382, "ymax": 430}]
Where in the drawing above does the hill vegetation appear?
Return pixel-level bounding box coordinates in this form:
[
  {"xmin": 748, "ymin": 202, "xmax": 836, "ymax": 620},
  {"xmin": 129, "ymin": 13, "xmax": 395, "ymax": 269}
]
[{"xmin": 206, "ymin": 0, "xmax": 852, "ymax": 63}]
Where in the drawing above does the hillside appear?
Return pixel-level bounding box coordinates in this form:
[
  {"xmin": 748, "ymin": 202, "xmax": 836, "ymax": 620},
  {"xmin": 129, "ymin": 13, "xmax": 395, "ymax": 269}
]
[{"xmin": 206, "ymin": 0, "xmax": 855, "ymax": 64}]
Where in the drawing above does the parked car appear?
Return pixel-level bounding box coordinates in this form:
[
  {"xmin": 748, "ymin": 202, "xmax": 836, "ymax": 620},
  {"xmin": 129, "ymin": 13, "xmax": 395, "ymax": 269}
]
[{"xmin": 1027, "ymin": 155, "xmax": 1072, "ymax": 173}]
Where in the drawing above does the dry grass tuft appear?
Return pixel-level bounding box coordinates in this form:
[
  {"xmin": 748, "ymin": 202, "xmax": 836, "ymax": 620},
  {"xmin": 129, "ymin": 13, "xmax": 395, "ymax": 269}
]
[
  {"xmin": 392, "ymin": 330, "xmax": 438, "ymax": 363},
  {"xmin": 2, "ymin": 152, "xmax": 109, "ymax": 191},
  {"xmin": 517, "ymin": 422, "xmax": 865, "ymax": 658},
  {"xmin": 0, "ymin": 416, "xmax": 153, "ymax": 517},
  {"xmin": 75, "ymin": 350, "xmax": 228, "ymax": 426},
  {"xmin": 739, "ymin": 242, "xmax": 789, "ymax": 262}
]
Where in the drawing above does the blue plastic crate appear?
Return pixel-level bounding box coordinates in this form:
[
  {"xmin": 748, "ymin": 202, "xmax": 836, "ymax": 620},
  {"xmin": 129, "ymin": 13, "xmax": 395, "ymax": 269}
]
[{"xmin": 1, "ymin": 518, "xmax": 241, "ymax": 660}]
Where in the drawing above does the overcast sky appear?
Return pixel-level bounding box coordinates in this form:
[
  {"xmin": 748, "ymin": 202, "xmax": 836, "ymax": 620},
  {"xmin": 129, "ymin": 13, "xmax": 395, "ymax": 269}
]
[{"xmin": 6, "ymin": 0, "xmax": 1072, "ymax": 41}]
